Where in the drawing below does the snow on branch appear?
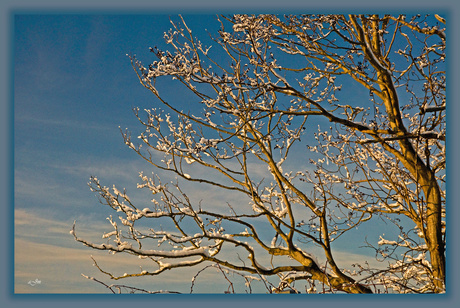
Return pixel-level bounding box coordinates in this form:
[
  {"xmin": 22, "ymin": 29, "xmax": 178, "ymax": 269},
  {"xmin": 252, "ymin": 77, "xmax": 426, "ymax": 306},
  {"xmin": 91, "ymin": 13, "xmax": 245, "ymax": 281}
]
[{"xmin": 75, "ymin": 13, "xmax": 445, "ymax": 294}]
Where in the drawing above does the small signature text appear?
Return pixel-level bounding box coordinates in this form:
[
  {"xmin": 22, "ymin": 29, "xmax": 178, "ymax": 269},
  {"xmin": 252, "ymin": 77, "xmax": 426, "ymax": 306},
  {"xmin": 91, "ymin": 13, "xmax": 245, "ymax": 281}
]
[{"xmin": 27, "ymin": 279, "xmax": 41, "ymax": 287}]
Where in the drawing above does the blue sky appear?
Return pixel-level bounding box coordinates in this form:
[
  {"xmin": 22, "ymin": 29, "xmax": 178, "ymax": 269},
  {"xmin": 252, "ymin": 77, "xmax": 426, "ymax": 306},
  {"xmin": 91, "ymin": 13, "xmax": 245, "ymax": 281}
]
[
  {"xmin": 13, "ymin": 14, "xmax": 235, "ymax": 293},
  {"xmin": 11, "ymin": 11, "xmax": 454, "ymax": 296},
  {"xmin": 12, "ymin": 13, "xmax": 375, "ymax": 294}
]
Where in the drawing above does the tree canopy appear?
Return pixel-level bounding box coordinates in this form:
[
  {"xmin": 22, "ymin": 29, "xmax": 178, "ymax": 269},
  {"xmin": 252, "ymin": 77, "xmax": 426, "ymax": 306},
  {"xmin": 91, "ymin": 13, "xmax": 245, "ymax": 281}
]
[{"xmin": 72, "ymin": 14, "xmax": 446, "ymax": 294}]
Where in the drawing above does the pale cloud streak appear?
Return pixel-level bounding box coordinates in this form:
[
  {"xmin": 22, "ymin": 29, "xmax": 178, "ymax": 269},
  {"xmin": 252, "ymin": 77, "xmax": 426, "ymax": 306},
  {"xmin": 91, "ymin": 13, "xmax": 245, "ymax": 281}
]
[
  {"xmin": 14, "ymin": 130, "xmax": 383, "ymax": 293},
  {"xmin": 15, "ymin": 208, "xmax": 258, "ymax": 294}
]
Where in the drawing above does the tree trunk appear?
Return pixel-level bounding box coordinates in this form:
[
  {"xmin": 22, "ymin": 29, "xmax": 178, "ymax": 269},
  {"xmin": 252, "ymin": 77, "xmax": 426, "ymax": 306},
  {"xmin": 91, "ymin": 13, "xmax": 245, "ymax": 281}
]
[
  {"xmin": 423, "ymin": 171, "xmax": 445, "ymax": 291},
  {"xmin": 361, "ymin": 14, "xmax": 445, "ymax": 291}
]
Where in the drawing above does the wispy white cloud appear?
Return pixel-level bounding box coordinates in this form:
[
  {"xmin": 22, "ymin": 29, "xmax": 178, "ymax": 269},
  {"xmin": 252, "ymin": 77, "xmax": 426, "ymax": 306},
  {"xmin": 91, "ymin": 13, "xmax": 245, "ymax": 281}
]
[
  {"xmin": 15, "ymin": 208, "xmax": 227, "ymax": 294},
  {"xmin": 15, "ymin": 237, "xmax": 212, "ymax": 294},
  {"xmin": 15, "ymin": 192, "xmax": 382, "ymax": 295},
  {"xmin": 14, "ymin": 125, "xmax": 386, "ymax": 293},
  {"xmin": 14, "ymin": 113, "xmax": 118, "ymax": 134}
]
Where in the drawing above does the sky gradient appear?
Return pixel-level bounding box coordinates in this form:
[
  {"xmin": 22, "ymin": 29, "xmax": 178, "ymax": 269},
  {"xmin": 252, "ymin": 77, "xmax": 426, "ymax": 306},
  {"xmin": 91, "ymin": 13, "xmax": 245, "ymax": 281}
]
[
  {"xmin": 13, "ymin": 14, "xmax": 232, "ymax": 293},
  {"xmin": 10, "ymin": 9, "xmax": 459, "ymax": 303},
  {"xmin": 13, "ymin": 13, "xmax": 384, "ymax": 294}
]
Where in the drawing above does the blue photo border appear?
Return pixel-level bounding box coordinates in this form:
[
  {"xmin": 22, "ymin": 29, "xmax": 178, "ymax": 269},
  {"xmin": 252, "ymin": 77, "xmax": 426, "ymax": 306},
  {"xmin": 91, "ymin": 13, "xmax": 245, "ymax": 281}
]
[{"xmin": 2, "ymin": 1, "xmax": 458, "ymax": 307}]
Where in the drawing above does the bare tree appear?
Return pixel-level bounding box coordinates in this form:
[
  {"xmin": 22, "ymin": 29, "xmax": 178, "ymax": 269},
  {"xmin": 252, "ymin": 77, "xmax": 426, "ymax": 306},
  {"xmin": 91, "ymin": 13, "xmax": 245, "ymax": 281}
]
[{"xmin": 72, "ymin": 14, "xmax": 446, "ymax": 294}]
